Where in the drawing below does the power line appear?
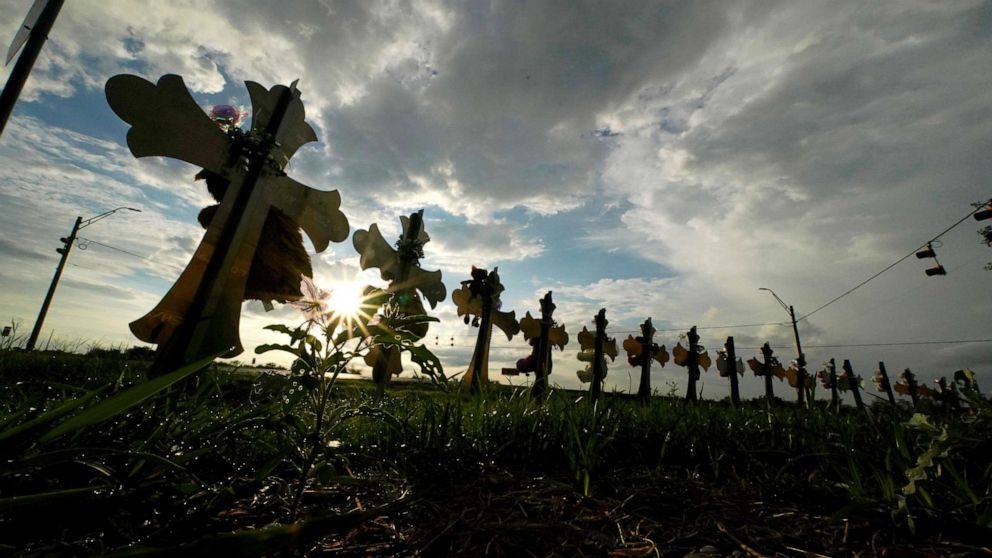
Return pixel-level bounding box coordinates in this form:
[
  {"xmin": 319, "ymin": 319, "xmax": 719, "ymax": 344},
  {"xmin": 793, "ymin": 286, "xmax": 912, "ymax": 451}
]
[
  {"xmin": 77, "ymin": 237, "xmax": 184, "ymax": 272},
  {"xmin": 798, "ymin": 203, "xmax": 986, "ymax": 322},
  {"xmin": 78, "ymin": 237, "xmax": 149, "ymax": 260},
  {"xmin": 794, "ymin": 339, "xmax": 992, "ymax": 349},
  {"xmin": 616, "ymin": 321, "xmax": 787, "ymax": 334},
  {"xmin": 440, "ymin": 320, "xmax": 787, "ymax": 339}
]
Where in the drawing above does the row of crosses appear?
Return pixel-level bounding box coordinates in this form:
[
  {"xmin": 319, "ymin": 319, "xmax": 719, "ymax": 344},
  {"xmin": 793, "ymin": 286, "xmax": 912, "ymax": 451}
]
[{"xmin": 108, "ymin": 72, "xmax": 986, "ymax": 411}]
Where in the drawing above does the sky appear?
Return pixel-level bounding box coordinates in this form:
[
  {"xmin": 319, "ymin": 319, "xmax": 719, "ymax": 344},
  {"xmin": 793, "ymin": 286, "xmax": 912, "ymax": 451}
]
[{"xmin": 1, "ymin": 0, "xmax": 990, "ymax": 400}]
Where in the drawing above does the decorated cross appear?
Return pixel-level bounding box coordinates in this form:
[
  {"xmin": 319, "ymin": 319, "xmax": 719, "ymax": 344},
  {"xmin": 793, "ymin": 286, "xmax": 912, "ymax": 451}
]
[
  {"xmin": 716, "ymin": 336, "xmax": 744, "ymax": 406},
  {"xmin": 353, "ymin": 209, "xmax": 446, "ymax": 389},
  {"xmin": 106, "ymin": 74, "xmax": 349, "ymax": 372},
  {"xmin": 454, "ymin": 266, "xmax": 519, "ymax": 392},
  {"xmin": 672, "ymin": 326, "xmax": 710, "ymax": 402},
  {"xmin": 622, "ymin": 318, "xmax": 669, "ymax": 403},
  {"xmin": 840, "ymin": 359, "xmax": 866, "ymax": 412},
  {"xmin": 747, "ymin": 342, "xmax": 785, "ymax": 406},
  {"xmin": 894, "ymin": 368, "xmax": 922, "ymax": 407},
  {"xmin": 873, "ymin": 362, "xmax": 897, "ymax": 405},
  {"xmin": 516, "ymin": 292, "xmax": 569, "ymax": 399},
  {"xmin": 817, "ymin": 358, "xmax": 841, "ymax": 412},
  {"xmin": 577, "ymin": 309, "xmax": 617, "ymax": 401}
]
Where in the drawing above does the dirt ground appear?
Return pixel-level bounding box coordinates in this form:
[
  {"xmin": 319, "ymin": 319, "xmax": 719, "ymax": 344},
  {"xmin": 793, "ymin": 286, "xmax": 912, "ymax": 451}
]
[{"xmin": 300, "ymin": 468, "xmax": 991, "ymax": 558}]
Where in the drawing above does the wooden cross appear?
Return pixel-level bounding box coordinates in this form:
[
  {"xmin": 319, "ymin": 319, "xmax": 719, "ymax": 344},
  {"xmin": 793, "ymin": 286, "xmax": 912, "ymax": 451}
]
[
  {"xmin": 454, "ymin": 267, "xmax": 519, "ymax": 392},
  {"xmin": 622, "ymin": 318, "xmax": 669, "ymax": 403},
  {"xmin": 106, "ymin": 74, "xmax": 349, "ymax": 371},
  {"xmin": 827, "ymin": 358, "xmax": 839, "ymax": 412},
  {"xmin": 518, "ymin": 292, "xmax": 568, "ymax": 399},
  {"xmin": 673, "ymin": 326, "xmax": 710, "ymax": 402},
  {"xmin": 353, "ymin": 209, "xmax": 446, "ymax": 387},
  {"xmin": 747, "ymin": 342, "xmax": 783, "ymax": 406},
  {"xmin": 841, "ymin": 360, "xmax": 866, "ymax": 411},
  {"xmin": 717, "ymin": 336, "xmax": 743, "ymax": 407},
  {"xmin": 577, "ymin": 309, "xmax": 617, "ymax": 401},
  {"xmin": 874, "ymin": 362, "xmax": 897, "ymax": 405},
  {"xmin": 894, "ymin": 368, "xmax": 920, "ymax": 407}
]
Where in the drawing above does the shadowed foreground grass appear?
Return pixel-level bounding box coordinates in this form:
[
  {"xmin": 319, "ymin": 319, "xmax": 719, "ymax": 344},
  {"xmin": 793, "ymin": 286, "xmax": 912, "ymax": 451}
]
[{"xmin": 1, "ymin": 348, "xmax": 990, "ymax": 556}]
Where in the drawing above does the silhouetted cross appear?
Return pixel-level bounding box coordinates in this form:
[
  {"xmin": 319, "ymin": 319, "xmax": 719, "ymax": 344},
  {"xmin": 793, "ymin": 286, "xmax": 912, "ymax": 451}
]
[{"xmin": 106, "ymin": 74, "xmax": 349, "ymax": 369}]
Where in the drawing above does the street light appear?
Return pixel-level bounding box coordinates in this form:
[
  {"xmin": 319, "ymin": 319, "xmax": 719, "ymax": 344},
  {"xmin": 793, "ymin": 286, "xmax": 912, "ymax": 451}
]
[
  {"xmin": 759, "ymin": 287, "xmax": 809, "ymax": 405},
  {"xmin": 25, "ymin": 207, "xmax": 141, "ymax": 350}
]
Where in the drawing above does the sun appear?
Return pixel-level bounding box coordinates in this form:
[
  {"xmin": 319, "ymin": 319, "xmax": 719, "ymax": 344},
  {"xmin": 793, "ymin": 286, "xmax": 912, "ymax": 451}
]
[{"xmin": 326, "ymin": 281, "xmax": 367, "ymax": 319}]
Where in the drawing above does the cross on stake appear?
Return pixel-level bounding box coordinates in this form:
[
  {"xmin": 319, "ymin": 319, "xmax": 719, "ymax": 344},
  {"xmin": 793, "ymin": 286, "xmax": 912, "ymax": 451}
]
[
  {"xmin": 841, "ymin": 360, "xmax": 866, "ymax": 412},
  {"xmin": 747, "ymin": 342, "xmax": 784, "ymax": 408},
  {"xmin": 106, "ymin": 74, "xmax": 349, "ymax": 373},
  {"xmin": 518, "ymin": 292, "xmax": 568, "ymax": 399},
  {"xmin": 578, "ymin": 309, "xmax": 617, "ymax": 402},
  {"xmin": 717, "ymin": 337, "xmax": 744, "ymax": 407},
  {"xmin": 874, "ymin": 362, "xmax": 897, "ymax": 405},
  {"xmin": 354, "ymin": 209, "xmax": 447, "ymax": 391},
  {"xmin": 622, "ymin": 318, "xmax": 669, "ymax": 404},
  {"xmin": 673, "ymin": 326, "xmax": 711, "ymax": 402},
  {"xmin": 454, "ymin": 267, "xmax": 519, "ymax": 392}
]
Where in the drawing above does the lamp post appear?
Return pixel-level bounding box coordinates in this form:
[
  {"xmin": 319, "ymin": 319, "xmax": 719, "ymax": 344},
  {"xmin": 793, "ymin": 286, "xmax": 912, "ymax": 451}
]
[
  {"xmin": 25, "ymin": 207, "xmax": 141, "ymax": 350},
  {"xmin": 759, "ymin": 287, "xmax": 808, "ymax": 406}
]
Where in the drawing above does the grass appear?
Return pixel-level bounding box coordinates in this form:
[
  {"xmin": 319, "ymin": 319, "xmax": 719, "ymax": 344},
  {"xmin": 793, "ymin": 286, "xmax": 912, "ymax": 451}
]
[{"xmin": 1, "ymin": 347, "xmax": 991, "ymax": 556}]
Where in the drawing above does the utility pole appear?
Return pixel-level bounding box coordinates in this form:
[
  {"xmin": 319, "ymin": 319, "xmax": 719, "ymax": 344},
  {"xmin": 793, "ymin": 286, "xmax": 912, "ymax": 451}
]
[
  {"xmin": 787, "ymin": 304, "xmax": 809, "ymax": 406},
  {"xmin": 1, "ymin": 0, "xmax": 66, "ymax": 139},
  {"xmin": 759, "ymin": 288, "xmax": 808, "ymax": 406},
  {"xmin": 26, "ymin": 215, "xmax": 80, "ymax": 350},
  {"xmin": 25, "ymin": 207, "xmax": 140, "ymax": 350}
]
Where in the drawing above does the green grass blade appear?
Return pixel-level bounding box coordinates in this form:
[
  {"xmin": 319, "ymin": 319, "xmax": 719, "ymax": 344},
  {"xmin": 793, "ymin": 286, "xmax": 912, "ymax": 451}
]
[
  {"xmin": 39, "ymin": 352, "xmax": 223, "ymax": 443},
  {"xmin": 0, "ymin": 388, "xmax": 105, "ymax": 444},
  {"xmin": 0, "ymin": 486, "xmax": 103, "ymax": 513}
]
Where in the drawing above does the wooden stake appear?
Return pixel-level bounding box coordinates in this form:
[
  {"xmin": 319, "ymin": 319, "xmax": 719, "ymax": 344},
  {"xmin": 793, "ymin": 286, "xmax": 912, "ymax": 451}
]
[
  {"xmin": 877, "ymin": 362, "xmax": 897, "ymax": 405},
  {"xmin": 531, "ymin": 292, "xmax": 555, "ymax": 400},
  {"xmin": 725, "ymin": 336, "xmax": 740, "ymax": 407},
  {"xmin": 760, "ymin": 342, "xmax": 776, "ymax": 407},
  {"xmin": 829, "ymin": 358, "xmax": 839, "ymax": 412},
  {"xmin": 589, "ymin": 309, "xmax": 608, "ymax": 401},
  {"xmin": 685, "ymin": 326, "xmax": 700, "ymax": 402},
  {"xmin": 903, "ymin": 368, "xmax": 919, "ymax": 407},
  {"xmin": 637, "ymin": 318, "xmax": 654, "ymax": 403},
  {"xmin": 842, "ymin": 360, "xmax": 865, "ymax": 412}
]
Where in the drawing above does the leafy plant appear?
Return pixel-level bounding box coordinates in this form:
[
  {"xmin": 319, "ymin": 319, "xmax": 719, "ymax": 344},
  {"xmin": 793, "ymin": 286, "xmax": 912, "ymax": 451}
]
[{"xmin": 255, "ymin": 282, "xmax": 440, "ymax": 519}]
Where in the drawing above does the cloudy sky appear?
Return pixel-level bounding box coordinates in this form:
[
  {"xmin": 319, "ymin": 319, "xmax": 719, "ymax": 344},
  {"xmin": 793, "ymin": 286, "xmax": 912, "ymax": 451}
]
[{"xmin": 1, "ymin": 0, "xmax": 990, "ymax": 399}]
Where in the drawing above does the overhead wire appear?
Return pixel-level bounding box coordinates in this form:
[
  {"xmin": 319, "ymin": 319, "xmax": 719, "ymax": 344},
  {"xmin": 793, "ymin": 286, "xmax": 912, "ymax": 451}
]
[
  {"xmin": 791, "ymin": 339, "xmax": 992, "ymax": 349},
  {"xmin": 798, "ymin": 203, "xmax": 986, "ymax": 322},
  {"xmin": 77, "ymin": 237, "xmax": 185, "ymax": 272}
]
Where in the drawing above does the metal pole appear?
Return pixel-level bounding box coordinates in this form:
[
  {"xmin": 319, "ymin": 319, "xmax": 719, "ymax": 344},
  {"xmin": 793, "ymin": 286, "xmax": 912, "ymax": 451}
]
[
  {"xmin": 0, "ymin": 0, "xmax": 65, "ymax": 139},
  {"xmin": 26, "ymin": 215, "xmax": 79, "ymax": 350}
]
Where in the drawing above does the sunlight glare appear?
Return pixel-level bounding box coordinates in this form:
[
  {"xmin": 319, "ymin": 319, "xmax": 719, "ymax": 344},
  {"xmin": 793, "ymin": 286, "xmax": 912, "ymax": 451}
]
[{"xmin": 327, "ymin": 281, "xmax": 366, "ymax": 319}]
